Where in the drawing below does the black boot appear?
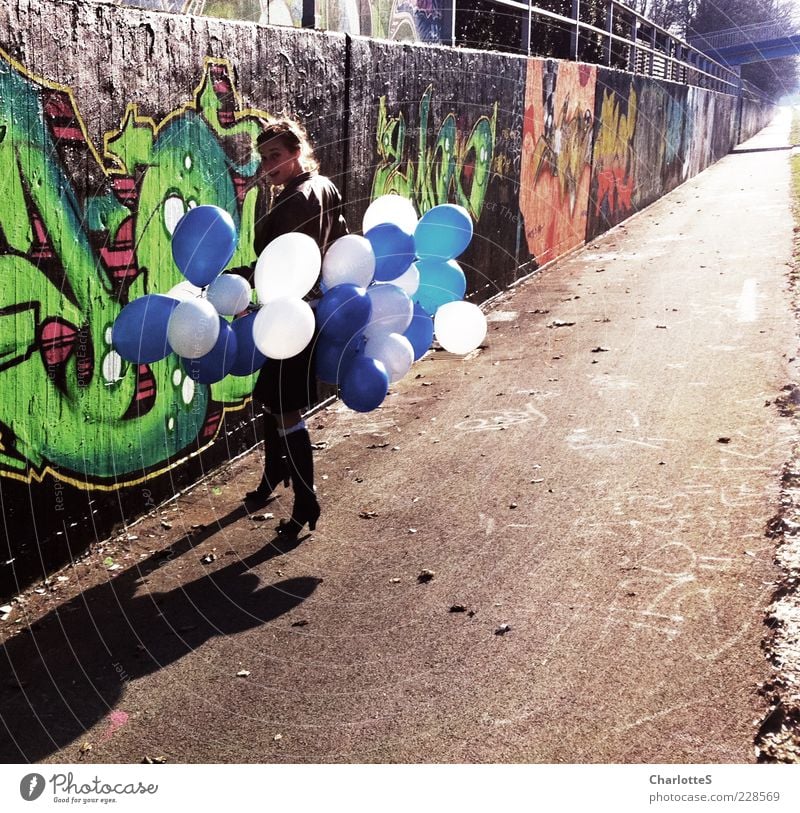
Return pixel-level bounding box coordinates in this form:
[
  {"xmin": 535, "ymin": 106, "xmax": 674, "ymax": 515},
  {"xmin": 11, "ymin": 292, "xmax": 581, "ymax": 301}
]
[
  {"xmin": 245, "ymin": 413, "xmax": 290, "ymax": 503},
  {"xmin": 277, "ymin": 428, "xmax": 321, "ymax": 535}
]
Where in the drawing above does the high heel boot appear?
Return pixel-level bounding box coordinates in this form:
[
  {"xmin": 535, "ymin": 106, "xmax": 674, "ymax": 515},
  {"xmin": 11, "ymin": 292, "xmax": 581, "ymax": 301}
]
[
  {"xmin": 276, "ymin": 428, "xmax": 321, "ymax": 535},
  {"xmin": 245, "ymin": 413, "xmax": 290, "ymax": 502}
]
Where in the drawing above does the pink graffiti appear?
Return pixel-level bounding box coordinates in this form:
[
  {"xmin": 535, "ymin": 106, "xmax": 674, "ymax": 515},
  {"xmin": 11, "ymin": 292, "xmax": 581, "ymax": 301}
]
[{"xmin": 100, "ymin": 710, "xmax": 129, "ymax": 742}]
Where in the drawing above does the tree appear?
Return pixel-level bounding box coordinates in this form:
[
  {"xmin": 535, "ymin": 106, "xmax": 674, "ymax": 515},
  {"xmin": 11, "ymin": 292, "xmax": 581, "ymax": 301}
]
[{"xmin": 629, "ymin": 1, "xmax": 698, "ymax": 37}]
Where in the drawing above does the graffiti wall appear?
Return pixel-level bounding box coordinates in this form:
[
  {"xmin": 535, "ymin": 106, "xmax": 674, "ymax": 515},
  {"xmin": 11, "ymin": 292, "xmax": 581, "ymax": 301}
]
[
  {"xmin": 587, "ymin": 70, "xmax": 638, "ymax": 240},
  {"xmin": 520, "ymin": 60, "xmax": 596, "ymax": 266},
  {"xmin": 0, "ymin": 0, "xmax": 773, "ymax": 596},
  {"xmin": 585, "ymin": 69, "xmax": 764, "ymax": 242},
  {"xmin": 0, "ymin": 0, "xmax": 348, "ymax": 594},
  {"xmin": 348, "ymin": 37, "xmax": 525, "ymax": 298}
]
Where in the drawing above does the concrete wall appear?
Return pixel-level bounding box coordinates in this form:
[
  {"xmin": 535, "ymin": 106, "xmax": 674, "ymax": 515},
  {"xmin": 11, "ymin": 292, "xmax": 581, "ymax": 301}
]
[{"xmin": 0, "ymin": 0, "xmax": 774, "ymax": 597}]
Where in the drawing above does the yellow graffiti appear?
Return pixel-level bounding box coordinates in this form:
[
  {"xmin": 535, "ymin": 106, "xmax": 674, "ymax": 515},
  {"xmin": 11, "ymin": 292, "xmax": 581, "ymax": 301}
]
[{"xmin": 595, "ymin": 87, "xmax": 637, "ymax": 164}]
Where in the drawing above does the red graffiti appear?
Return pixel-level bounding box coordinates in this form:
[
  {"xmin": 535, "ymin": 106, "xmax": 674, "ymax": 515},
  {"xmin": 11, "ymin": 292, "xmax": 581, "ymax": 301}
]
[{"xmin": 596, "ymin": 166, "xmax": 634, "ymax": 215}]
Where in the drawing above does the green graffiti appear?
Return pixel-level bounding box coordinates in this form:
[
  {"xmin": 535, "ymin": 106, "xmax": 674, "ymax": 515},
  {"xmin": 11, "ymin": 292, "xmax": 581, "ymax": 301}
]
[
  {"xmin": 0, "ymin": 54, "xmax": 270, "ymax": 487},
  {"xmin": 371, "ymin": 86, "xmax": 497, "ymax": 220}
]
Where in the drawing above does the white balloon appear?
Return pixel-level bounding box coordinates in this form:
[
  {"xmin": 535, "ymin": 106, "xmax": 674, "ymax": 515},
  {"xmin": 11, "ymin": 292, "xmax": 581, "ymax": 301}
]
[
  {"xmin": 252, "ymin": 298, "xmax": 315, "ymax": 360},
  {"xmin": 206, "ymin": 273, "xmax": 252, "ymax": 315},
  {"xmin": 382, "ymin": 262, "xmax": 420, "ymax": 296},
  {"xmin": 254, "ymin": 233, "xmax": 321, "ymax": 304},
  {"xmin": 167, "ymin": 280, "xmax": 204, "ymax": 301},
  {"xmin": 362, "ymin": 195, "xmax": 419, "ymax": 235},
  {"xmin": 167, "ymin": 299, "xmax": 220, "ymax": 359},
  {"xmin": 364, "ymin": 283, "xmax": 413, "ymax": 339},
  {"xmin": 364, "ymin": 332, "xmax": 414, "ymax": 384},
  {"xmin": 433, "ymin": 301, "xmax": 487, "ymax": 355},
  {"xmin": 322, "ymin": 235, "xmax": 376, "ymax": 289}
]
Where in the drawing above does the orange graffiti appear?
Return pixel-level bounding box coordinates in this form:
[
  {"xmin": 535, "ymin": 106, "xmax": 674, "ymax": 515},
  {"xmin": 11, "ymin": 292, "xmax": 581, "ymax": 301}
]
[{"xmin": 520, "ymin": 60, "xmax": 596, "ymax": 266}]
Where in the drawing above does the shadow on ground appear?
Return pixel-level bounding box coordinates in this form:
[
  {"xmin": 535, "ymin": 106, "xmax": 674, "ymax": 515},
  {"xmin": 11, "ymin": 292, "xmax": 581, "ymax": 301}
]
[{"xmin": 0, "ymin": 506, "xmax": 318, "ymax": 762}]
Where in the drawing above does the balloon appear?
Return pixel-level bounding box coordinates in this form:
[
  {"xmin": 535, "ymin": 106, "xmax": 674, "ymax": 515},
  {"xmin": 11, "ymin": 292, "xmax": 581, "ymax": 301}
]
[
  {"xmin": 206, "ymin": 273, "xmax": 252, "ymax": 315},
  {"xmin": 385, "ymin": 262, "xmax": 420, "ymax": 297},
  {"xmin": 362, "ymin": 195, "xmax": 419, "ymax": 235},
  {"xmin": 433, "ymin": 301, "xmax": 487, "ymax": 355},
  {"xmin": 171, "ymin": 205, "xmax": 237, "ymax": 287},
  {"xmin": 167, "ymin": 280, "xmax": 204, "ymax": 301},
  {"xmin": 167, "ymin": 298, "xmax": 221, "ymax": 359},
  {"xmin": 414, "ymin": 204, "xmax": 473, "ymax": 261},
  {"xmin": 339, "ymin": 355, "xmax": 389, "ymax": 413},
  {"xmin": 315, "ymin": 284, "xmax": 372, "ymax": 343},
  {"xmin": 364, "ymin": 283, "xmax": 413, "ymax": 339},
  {"xmin": 314, "ymin": 333, "xmax": 364, "ymax": 386},
  {"xmin": 403, "ymin": 302, "xmax": 435, "ymax": 360},
  {"xmin": 322, "ymin": 235, "xmax": 375, "ymax": 289},
  {"xmin": 252, "ymin": 298, "xmax": 315, "ymax": 360},
  {"xmin": 254, "ymin": 233, "xmax": 321, "ymax": 303},
  {"xmin": 365, "ymin": 223, "xmax": 416, "ymax": 282},
  {"xmin": 364, "ymin": 332, "xmax": 414, "ymax": 384},
  {"xmin": 414, "ymin": 258, "xmax": 467, "ymax": 315},
  {"xmin": 112, "ymin": 294, "xmax": 179, "ymax": 364},
  {"xmin": 228, "ymin": 311, "xmax": 267, "ymax": 376},
  {"xmin": 181, "ymin": 317, "xmax": 238, "ymax": 384}
]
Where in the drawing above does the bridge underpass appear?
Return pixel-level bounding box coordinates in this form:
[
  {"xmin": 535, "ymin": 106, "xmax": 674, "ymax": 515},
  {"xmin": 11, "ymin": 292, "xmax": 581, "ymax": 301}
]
[{"xmin": 691, "ymin": 19, "xmax": 800, "ymax": 66}]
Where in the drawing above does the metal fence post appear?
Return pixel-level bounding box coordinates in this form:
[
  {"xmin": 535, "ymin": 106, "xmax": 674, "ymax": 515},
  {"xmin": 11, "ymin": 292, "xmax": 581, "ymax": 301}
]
[
  {"xmin": 649, "ymin": 26, "xmax": 656, "ymax": 76},
  {"xmin": 571, "ymin": 0, "xmax": 581, "ymax": 61},
  {"xmin": 302, "ymin": 0, "xmax": 314, "ymax": 29},
  {"xmin": 604, "ymin": 1, "xmax": 614, "ymax": 66},
  {"xmin": 440, "ymin": 0, "xmax": 456, "ymax": 46},
  {"xmin": 522, "ymin": 0, "xmax": 532, "ymax": 55}
]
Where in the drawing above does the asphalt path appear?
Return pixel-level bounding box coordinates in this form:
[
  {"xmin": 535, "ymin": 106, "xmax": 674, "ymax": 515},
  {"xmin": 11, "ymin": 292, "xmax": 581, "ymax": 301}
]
[{"xmin": 1, "ymin": 109, "xmax": 798, "ymax": 764}]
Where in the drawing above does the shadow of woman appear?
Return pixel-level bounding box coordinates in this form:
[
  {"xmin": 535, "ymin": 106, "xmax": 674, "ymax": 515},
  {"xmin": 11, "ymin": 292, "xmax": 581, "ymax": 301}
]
[{"xmin": 0, "ymin": 508, "xmax": 319, "ymax": 763}]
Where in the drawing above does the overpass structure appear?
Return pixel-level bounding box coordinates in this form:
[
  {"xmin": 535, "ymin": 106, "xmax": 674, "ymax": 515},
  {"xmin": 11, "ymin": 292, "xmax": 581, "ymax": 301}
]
[{"xmin": 690, "ymin": 20, "xmax": 800, "ymax": 67}]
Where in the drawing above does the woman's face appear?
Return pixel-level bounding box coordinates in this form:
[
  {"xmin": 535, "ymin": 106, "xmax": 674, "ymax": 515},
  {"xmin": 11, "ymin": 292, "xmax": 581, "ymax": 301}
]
[{"xmin": 257, "ymin": 138, "xmax": 303, "ymax": 186}]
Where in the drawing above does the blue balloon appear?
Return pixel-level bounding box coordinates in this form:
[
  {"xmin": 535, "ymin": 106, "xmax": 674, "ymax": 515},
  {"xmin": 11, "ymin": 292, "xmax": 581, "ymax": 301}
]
[
  {"xmin": 415, "ymin": 258, "xmax": 467, "ymax": 315},
  {"xmin": 315, "ymin": 333, "xmax": 364, "ymax": 385},
  {"xmin": 181, "ymin": 317, "xmax": 238, "ymax": 384},
  {"xmin": 340, "ymin": 355, "xmax": 389, "ymax": 413},
  {"xmin": 112, "ymin": 294, "xmax": 179, "ymax": 364},
  {"xmin": 171, "ymin": 205, "xmax": 237, "ymax": 287},
  {"xmin": 365, "ymin": 223, "xmax": 416, "ymax": 282},
  {"xmin": 414, "ymin": 204, "xmax": 473, "ymax": 260},
  {"xmin": 403, "ymin": 302, "xmax": 435, "ymax": 361},
  {"xmin": 228, "ymin": 311, "xmax": 267, "ymax": 376},
  {"xmin": 315, "ymin": 284, "xmax": 372, "ymax": 343}
]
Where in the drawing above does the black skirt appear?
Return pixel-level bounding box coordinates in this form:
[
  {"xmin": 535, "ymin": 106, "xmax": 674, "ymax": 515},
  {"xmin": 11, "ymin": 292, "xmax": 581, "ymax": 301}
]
[{"xmin": 252, "ymin": 340, "xmax": 317, "ymax": 414}]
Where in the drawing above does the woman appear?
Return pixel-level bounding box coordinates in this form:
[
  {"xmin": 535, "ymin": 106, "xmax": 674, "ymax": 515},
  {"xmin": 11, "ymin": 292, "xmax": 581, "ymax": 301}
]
[{"xmin": 246, "ymin": 118, "xmax": 348, "ymax": 536}]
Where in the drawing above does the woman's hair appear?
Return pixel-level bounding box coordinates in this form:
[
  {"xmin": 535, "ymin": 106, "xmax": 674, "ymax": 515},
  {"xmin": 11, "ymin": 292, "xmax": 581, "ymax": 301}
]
[{"xmin": 256, "ymin": 117, "xmax": 319, "ymax": 173}]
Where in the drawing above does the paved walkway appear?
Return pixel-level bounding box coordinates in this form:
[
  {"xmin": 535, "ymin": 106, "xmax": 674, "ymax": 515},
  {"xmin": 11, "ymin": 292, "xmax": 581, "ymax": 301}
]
[{"xmin": 1, "ymin": 109, "xmax": 798, "ymax": 764}]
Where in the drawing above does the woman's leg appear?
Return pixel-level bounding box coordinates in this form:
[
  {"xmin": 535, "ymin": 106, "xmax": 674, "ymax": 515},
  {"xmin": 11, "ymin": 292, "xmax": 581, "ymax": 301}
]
[
  {"xmin": 245, "ymin": 411, "xmax": 290, "ymax": 502},
  {"xmin": 275, "ymin": 409, "xmax": 320, "ymax": 534}
]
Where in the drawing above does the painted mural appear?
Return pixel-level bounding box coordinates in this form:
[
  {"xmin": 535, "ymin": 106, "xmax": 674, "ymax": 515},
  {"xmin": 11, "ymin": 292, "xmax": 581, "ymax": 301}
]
[
  {"xmin": 520, "ymin": 60, "xmax": 596, "ymax": 266},
  {"xmin": 623, "ymin": 80, "xmax": 686, "ymax": 214},
  {"xmin": 588, "ymin": 78, "xmax": 638, "ymax": 239},
  {"xmin": 685, "ymin": 87, "xmax": 719, "ymax": 181},
  {"xmin": 0, "ymin": 53, "xmax": 269, "ymax": 490},
  {"xmin": 371, "ymin": 85, "xmax": 498, "ymax": 221}
]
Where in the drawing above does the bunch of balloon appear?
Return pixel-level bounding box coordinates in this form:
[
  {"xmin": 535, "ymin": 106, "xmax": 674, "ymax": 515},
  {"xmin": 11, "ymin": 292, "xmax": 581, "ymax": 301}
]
[
  {"xmin": 313, "ymin": 195, "xmax": 488, "ymax": 413},
  {"xmin": 111, "ymin": 205, "xmax": 256, "ymax": 385}
]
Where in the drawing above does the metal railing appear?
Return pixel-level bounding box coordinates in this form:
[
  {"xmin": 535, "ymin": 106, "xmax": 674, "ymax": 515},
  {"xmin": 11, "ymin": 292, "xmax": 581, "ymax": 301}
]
[
  {"xmin": 689, "ymin": 19, "xmax": 794, "ymax": 52},
  {"xmin": 447, "ymin": 1, "xmax": 770, "ymax": 102}
]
